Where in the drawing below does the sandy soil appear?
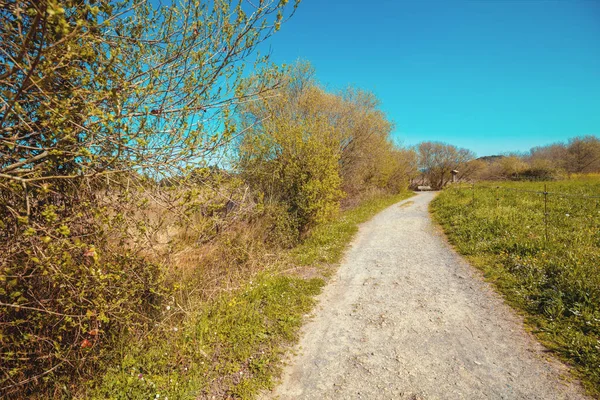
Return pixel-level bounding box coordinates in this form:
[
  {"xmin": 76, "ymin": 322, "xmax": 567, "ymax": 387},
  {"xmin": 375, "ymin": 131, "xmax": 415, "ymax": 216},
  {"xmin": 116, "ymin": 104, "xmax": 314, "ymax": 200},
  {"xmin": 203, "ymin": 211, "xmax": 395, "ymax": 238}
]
[{"xmin": 264, "ymin": 192, "xmax": 589, "ymax": 400}]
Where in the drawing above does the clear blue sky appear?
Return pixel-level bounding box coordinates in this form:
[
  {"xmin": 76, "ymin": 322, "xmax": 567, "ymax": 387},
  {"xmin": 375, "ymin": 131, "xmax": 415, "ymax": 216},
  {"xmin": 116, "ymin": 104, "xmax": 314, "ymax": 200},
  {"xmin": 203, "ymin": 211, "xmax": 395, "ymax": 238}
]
[{"xmin": 262, "ymin": 0, "xmax": 600, "ymax": 157}]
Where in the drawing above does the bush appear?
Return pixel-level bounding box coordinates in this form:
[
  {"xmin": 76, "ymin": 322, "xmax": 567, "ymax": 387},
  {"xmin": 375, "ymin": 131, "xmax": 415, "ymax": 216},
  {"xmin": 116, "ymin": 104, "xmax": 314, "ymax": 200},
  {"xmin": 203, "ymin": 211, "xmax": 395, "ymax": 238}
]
[
  {"xmin": 510, "ymin": 159, "xmax": 561, "ymax": 181},
  {"xmin": 239, "ymin": 114, "xmax": 344, "ymax": 233},
  {"xmin": 261, "ymin": 202, "xmax": 301, "ymax": 248},
  {"xmin": 0, "ymin": 180, "xmax": 166, "ymax": 398},
  {"xmin": 511, "ymin": 167, "xmax": 559, "ymax": 181}
]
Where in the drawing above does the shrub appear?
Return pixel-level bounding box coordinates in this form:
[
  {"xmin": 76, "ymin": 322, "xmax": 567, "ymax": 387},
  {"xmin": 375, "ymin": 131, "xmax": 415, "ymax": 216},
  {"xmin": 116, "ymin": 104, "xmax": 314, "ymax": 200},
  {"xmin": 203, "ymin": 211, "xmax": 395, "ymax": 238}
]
[
  {"xmin": 512, "ymin": 167, "xmax": 559, "ymax": 181},
  {"xmin": 0, "ymin": 180, "xmax": 166, "ymax": 398},
  {"xmin": 261, "ymin": 202, "xmax": 301, "ymax": 248},
  {"xmin": 239, "ymin": 111, "xmax": 344, "ymax": 233}
]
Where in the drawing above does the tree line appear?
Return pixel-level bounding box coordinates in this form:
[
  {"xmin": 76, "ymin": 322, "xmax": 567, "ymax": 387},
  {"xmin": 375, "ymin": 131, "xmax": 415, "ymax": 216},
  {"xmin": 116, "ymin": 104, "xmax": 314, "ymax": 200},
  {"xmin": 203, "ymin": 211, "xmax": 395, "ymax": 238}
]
[
  {"xmin": 413, "ymin": 136, "xmax": 600, "ymax": 189},
  {"xmin": 468, "ymin": 136, "xmax": 600, "ymax": 182}
]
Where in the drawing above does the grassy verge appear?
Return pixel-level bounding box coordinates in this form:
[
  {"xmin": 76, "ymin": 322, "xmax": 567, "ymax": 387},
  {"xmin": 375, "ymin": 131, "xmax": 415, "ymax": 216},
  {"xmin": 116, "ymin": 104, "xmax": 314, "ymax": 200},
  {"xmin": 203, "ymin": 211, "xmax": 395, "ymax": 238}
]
[
  {"xmin": 292, "ymin": 192, "xmax": 415, "ymax": 267},
  {"xmin": 430, "ymin": 179, "xmax": 600, "ymax": 396},
  {"xmin": 86, "ymin": 191, "xmax": 414, "ymax": 399}
]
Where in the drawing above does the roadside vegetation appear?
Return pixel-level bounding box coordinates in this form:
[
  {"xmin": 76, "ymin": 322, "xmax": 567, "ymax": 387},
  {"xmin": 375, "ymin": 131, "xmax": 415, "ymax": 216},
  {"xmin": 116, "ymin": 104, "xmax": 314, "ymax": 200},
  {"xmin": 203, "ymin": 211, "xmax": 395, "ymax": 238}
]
[
  {"xmin": 0, "ymin": 2, "xmax": 416, "ymax": 397},
  {"xmin": 87, "ymin": 191, "xmax": 413, "ymax": 400},
  {"xmin": 431, "ymin": 176, "xmax": 600, "ymax": 395}
]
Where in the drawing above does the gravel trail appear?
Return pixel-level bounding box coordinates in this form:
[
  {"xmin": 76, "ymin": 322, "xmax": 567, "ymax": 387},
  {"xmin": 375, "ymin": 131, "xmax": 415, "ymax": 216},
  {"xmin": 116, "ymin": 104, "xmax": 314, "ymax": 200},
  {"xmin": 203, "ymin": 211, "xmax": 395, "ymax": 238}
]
[{"xmin": 266, "ymin": 192, "xmax": 588, "ymax": 400}]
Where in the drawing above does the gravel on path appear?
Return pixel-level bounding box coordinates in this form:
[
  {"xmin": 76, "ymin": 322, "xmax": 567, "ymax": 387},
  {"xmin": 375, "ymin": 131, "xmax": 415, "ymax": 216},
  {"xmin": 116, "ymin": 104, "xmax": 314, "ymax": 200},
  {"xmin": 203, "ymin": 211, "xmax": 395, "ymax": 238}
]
[{"xmin": 265, "ymin": 192, "xmax": 589, "ymax": 400}]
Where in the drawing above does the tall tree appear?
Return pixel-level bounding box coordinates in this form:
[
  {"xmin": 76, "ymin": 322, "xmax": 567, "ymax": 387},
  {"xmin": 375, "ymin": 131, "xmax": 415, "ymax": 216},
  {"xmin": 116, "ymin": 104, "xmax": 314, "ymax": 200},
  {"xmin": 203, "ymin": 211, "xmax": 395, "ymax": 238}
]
[{"xmin": 1, "ymin": 0, "xmax": 298, "ymax": 189}]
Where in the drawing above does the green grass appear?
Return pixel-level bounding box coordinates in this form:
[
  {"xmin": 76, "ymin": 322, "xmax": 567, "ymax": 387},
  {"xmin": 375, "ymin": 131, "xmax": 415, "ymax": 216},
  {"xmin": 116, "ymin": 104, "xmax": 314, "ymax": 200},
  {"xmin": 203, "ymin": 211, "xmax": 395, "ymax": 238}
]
[
  {"xmin": 86, "ymin": 191, "xmax": 413, "ymax": 399},
  {"xmin": 292, "ymin": 191, "xmax": 415, "ymax": 267},
  {"xmin": 430, "ymin": 178, "xmax": 600, "ymax": 396},
  {"xmin": 89, "ymin": 274, "xmax": 322, "ymax": 400}
]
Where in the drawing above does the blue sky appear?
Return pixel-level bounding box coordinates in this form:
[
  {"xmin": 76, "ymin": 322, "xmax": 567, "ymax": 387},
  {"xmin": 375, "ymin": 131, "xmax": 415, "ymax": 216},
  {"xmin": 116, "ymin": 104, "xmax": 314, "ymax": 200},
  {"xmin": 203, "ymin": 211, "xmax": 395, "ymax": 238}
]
[{"xmin": 262, "ymin": 0, "xmax": 600, "ymax": 157}]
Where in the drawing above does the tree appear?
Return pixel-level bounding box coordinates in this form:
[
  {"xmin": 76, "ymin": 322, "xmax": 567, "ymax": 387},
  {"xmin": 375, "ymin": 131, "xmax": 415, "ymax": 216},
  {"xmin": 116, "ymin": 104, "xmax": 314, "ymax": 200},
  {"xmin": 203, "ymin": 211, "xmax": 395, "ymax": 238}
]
[
  {"xmin": 238, "ymin": 61, "xmax": 416, "ymax": 232},
  {"xmin": 1, "ymin": 0, "xmax": 298, "ymax": 187},
  {"xmin": 333, "ymin": 87, "xmax": 401, "ymax": 196},
  {"xmin": 416, "ymin": 141, "xmax": 475, "ymax": 189},
  {"xmin": 566, "ymin": 136, "xmax": 600, "ymax": 173},
  {"xmin": 524, "ymin": 136, "xmax": 600, "ymax": 176},
  {"xmin": 238, "ymin": 63, "xmax": 344, "ymax": 232},
  {"xmin": 528, "ymin": 143, "xmax": 568, "ymax": 172}
]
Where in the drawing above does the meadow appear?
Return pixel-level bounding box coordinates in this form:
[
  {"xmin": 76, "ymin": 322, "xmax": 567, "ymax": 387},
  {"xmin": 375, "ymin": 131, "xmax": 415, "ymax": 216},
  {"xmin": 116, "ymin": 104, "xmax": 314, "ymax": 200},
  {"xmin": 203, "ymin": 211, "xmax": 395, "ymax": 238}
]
[{"xmin": 431, "ymin": 175, "xmax": 600, "ymax": 395}]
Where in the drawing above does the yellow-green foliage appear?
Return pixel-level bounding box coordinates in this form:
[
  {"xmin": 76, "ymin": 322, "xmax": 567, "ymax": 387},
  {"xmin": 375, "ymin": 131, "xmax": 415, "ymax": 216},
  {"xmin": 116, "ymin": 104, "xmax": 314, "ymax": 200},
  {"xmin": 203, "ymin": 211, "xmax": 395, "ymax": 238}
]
[
  {"xmin": 239, "ymin": 84, "xmax": 345, "ymax": 232},
  {"xmin": 1, "ymin": 3, "xmax": 418, "ymax": 399},
  {"xmin": 239, "ymin": 62, "xmax": 416, "ymax": 233},
  {"xmin": 240, "ymin": 115, "xmax": 343, "ymax": 231},
  {"xmin": 431, "ymin": 178, "xmax": 600, "ymax": 395},
  {"xmin": 1, "ymin": 0, "xmax": 302, "ymax": 395}
]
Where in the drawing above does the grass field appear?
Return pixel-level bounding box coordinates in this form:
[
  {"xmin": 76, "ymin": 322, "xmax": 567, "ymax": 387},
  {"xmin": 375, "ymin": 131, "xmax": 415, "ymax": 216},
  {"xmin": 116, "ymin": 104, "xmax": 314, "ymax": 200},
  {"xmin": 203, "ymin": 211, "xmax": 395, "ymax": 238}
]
[{"xmin": 431, "ymin": 176, "xmax": 600, "ymax": 395}]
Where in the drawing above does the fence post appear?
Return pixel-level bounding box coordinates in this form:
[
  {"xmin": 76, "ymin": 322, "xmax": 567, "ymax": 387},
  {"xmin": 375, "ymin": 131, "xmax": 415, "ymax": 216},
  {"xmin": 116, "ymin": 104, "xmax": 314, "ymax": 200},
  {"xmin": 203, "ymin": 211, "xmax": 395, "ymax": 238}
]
[
  {"xmin": 496, "ymin": 186, "xmax": 499, "ymax": 208},
  {"xmin": 472, "ymin": 183, "xmax": 475, "ymax": 207},
  {"xmin": 544, "ymin": 184, "xmax": 548, "ymax": 242}
]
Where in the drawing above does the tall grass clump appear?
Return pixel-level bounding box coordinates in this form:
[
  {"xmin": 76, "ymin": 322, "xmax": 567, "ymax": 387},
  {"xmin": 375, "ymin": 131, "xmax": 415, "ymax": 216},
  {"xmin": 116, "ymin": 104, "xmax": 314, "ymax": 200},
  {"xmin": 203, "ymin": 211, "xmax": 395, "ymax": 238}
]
[{"xmin": 431, "ymin": 177, "xmax": 600, "ymax": 395}]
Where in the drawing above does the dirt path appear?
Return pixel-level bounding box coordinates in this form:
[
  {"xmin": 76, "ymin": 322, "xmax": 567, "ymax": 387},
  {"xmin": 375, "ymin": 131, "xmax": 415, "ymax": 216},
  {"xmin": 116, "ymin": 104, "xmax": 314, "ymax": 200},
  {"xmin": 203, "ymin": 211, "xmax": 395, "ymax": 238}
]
[{"xmin": 266, "ymin": 192, "xmax": 589, "ymax": 400}]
